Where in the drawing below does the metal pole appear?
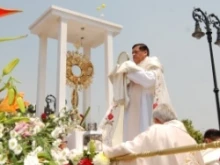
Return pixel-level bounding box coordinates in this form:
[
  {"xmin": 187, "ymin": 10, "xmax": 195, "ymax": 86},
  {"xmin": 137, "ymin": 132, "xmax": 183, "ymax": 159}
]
[
  {"xmin": 192, "ymin": 8, "xmax": 220, "ymax": 128},
  {"xmin": 206, "ymin": 31, "xmax": 220, "ymax": 128}
]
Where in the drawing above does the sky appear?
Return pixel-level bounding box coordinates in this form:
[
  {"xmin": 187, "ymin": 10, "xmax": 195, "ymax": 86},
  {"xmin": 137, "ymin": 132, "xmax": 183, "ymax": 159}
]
[{"xmin": 1, "ymin": 0, "xmax": 220, "ymax": 132}]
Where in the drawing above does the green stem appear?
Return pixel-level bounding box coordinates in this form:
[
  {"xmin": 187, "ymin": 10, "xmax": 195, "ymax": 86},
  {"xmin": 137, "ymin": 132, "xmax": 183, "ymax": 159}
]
[{"xmin": 80, "ymin": 106, "xmax": 90, "ymax": 126}]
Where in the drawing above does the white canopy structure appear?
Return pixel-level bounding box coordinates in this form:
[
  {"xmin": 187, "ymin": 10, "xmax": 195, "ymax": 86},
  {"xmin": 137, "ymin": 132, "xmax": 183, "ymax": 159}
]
[{"xmin": 29, "ymin": 5, "xmax": 123, "ymax": 117}]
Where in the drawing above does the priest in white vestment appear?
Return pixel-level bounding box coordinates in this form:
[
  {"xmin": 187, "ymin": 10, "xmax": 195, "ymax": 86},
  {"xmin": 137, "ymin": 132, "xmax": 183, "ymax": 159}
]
[
  {"xmin": 99, "ymin": 43, "xmax": 174, "ymax": 146},
  {"xmin": 103, "ymin": 104, "xmax": 205, "ymax": 165},
  {"xmin": 121, "ymin": 43, "xmax": 173, "ymax": 141},
  {"xmin": 202, "ymin": 129, "xmax": 220, "ymax": 165}
]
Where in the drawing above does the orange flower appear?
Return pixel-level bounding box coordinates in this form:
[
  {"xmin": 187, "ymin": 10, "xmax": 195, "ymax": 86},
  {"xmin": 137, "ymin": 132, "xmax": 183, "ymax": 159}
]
[{"xmin": 0, "ymin": 92, "xmax": 29, "ymax": 113}]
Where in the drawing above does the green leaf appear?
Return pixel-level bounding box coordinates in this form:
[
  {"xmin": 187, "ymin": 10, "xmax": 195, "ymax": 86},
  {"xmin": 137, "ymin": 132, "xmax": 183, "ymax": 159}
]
[
  {"xmin": 182, "ymin": 119, "xmax": 203, "ymax": 143},
  {"xmin": 0, "ymin": 112, "xmax": 5, "ymax": 120},
  {"xmin": 80, "ymin": 106, "xmax": 90, "ymax": 126},
  {"xmin": 11, "ymin": 77, "xmax": 21, "ymax": 83},
  {"xmin": 49, "ymin": 161, "xmax": 57, "ymax": 165},
  {"xmin": 37, "ymin": 151, "xmax": 52, "ymax": 160},
  {"xmin": 3, "ymin": 116, "xmax": 29, "ymax": 124},
  {"xmin": 0, "ymin": 35, "xmax": 27, "ymax": 43}
]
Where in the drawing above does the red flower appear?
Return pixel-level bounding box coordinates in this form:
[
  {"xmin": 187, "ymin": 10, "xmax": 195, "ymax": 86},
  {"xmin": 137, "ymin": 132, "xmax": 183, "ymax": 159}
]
[
  {"xmin": 153, "ymin": 103, "xmax": 158, "ymax": 109},
  {"xmin": 41, "ymin": 113, "xmax": 47, "ymax": 121},
  {"xmin": 107, "ymin": 113, "xmax": 114, "ymax": 120},
  {"xmin": 78, "ymin": 158, "xmax": 92, "ymax": 165}
]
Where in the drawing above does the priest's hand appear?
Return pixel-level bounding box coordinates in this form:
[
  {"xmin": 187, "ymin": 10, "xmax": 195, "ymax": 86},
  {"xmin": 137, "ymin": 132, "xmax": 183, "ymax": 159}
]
[{"xmin": 116, "ymin": 61, "xmax": 142, "ymax": 74}]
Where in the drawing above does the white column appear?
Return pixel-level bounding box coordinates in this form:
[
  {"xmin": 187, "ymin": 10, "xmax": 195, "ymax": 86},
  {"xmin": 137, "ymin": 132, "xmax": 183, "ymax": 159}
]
[
  {"xmin": 36, "ymin": 35, "xmax": 47, "ymax": 117},
  {"xmin": 56, "ymin": 18, "xmax": 67, "ymax": 113},
  {"xmin": 104, "ymin": 31, "xmax": 113, "ymax": 108},
  {"xmin": 83, "ymin": 46, "xmax": 91, "ymax": 123}
]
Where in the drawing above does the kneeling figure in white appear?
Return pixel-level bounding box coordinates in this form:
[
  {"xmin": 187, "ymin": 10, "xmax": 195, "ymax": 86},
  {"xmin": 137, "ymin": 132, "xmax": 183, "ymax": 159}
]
[{"xmin": 103, "ymin": 104, "xmax": 205, "ymax": 165}]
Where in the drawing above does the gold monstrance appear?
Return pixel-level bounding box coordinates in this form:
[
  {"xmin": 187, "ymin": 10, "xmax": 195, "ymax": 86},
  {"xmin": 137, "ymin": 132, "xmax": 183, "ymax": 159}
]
[{"xmin": 66, "ymin": 42, "xmax": 94, "ymax": 109}]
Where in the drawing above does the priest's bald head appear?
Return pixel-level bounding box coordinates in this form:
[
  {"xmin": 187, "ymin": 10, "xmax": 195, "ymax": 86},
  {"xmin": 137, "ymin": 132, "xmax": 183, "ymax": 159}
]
[
  {"xmin": 132, "ymin": 43, "xmax": 150, "ymax": 64},
  {"xmin": 152, "ymin": 103, "xmax": 177, "ymax": 124}
]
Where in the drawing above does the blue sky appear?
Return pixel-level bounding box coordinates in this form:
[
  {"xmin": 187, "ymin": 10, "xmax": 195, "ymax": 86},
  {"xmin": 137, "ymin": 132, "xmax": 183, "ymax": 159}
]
[{"xmin": 1, "ymin": 0, "xmax": 220, "ymax": 132}]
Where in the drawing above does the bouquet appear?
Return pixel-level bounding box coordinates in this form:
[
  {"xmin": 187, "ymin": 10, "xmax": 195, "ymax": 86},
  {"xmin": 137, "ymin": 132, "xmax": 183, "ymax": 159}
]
[
  {"xmin": 68, "ymin": 140, "xmax": 110, "ymax": 165},
  {"xmin": 0, "ymin": 59, "xmax": 83, "ymax": 164}
]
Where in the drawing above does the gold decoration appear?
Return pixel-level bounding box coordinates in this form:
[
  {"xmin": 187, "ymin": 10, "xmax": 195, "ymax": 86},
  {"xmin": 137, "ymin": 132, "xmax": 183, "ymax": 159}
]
[
  {"xmin": 111, "ymin": 141, "xmax": 220, "ymax": 162},
  {"xmin": 71, "ymin": 88, "xmax": 79, "ymax": 108},
  {"xmin": 66, "ymin": 51, "xmax": 94, "ymax": 89},
  {"xmin": 66, "ymin": 50, "xmax": 94, "ymax": 108}
]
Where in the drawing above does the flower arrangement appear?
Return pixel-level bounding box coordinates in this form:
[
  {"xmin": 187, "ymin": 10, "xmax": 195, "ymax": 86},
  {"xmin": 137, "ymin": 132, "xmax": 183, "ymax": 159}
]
[
  {"xmin": 0, "ymin": 99, "xmax": 82, "ymax": 164},
  {"xmin": 0, "ymin": 58, "xmax": 110, "ymax": 165},
  {"xmin": 68, "ymin": 140, "xmax": 110, "ymax": 165},
  {"xmin": 0, "ymin": 59, "xmax": 76, "ymax": 164}
]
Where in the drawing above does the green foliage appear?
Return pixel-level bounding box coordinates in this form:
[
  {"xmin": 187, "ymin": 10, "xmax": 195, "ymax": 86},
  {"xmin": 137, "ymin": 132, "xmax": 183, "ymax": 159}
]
[
  {"xmin": 82, "ymin": 140, "xmax": 97, "ymax": 160},
  {"xmin": 182, "ymin": 119, "xmax": 203, "ymax": 144}
]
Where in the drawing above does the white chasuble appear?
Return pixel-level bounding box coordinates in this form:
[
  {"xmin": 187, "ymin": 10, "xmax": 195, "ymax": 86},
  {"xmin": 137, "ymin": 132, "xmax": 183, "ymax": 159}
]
[
  {"xmin": 99, "ymin": 56, "xmax": 174, "ymax": 145},
  {"xmin": 103, "ymin": 120, "xmax": 205, "ymax": 165},
  {"xmin": 124, "ymin": 70, "xmax": 155, "ymax": 141},
  {"xmin": 118, "ymin": 56, "xmax": 174, "ymax": 141}
]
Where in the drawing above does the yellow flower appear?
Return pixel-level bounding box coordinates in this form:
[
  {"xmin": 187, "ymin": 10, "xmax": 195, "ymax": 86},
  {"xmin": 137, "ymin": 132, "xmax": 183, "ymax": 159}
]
[
  {"xmin": 93, "ymin": 152, "xmax": 110, "ymax": 165},
  {"xmin": 101, "ymin": 4, "xmax": 106, "ymax": 8}
]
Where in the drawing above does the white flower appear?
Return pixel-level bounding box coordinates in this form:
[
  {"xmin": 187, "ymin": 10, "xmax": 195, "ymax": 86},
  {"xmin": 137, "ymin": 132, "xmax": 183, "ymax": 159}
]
[
  {"xmin": 32, "ymin": 146, "xmax": 43, "ymax": 155},
  {"xmin": 14, "ymin": 144, "xmax": 22, "ymax": 155},
  {"xmin": 51, "ymin": 149, "xmax": 69, "ymax": 165},
  {"xmin": 52, "ymin": 139, "xmax": 62, "ymax": 148},
  {"xmin": 93, "ymin": 152, "xmax": 110, "ymax": 165},
  {"xmin": 68, "ymin": 149, "xmax": 83, "ymax": 164},
  {"xmin": 53, "ymin": 117, "xmax": 59, "ymax": 122},
  {"xmin": 30, "ymin": 118, "xmax": 45, "ymax": 128},
  {"xmin": 51, "ymin": 149, "xmax": 59, "ymax": 159},
  {"xmin": 17, "ymin": 136, "xmax": 22, "ymax": 141},
  {"xmin": 60, "ymin": 111, "xmax": 65, "ymax": 118},
  {"xmin": 58, "ymin": 120, "xmax": 63, "ymax": 126},
  {"xmin": 29, "ymin": 118, "xmax": 36, "ymax": 122},
  {"xmin": 10, "ymin": 130, "xmax": 18, "ymax": 138},
  {"xmin": 0, "ymin": 154, "xmax": 7, "ymax": 165},
  {"xmin": 32, "ymin": 126, "xmax": 41, "ymax": 134},
  {"xmin": 51, "ymin": 127, "xmax": 63, "ymax": 138},
  {"xmin": 0, "ymin": 124, "xmax": 4, "ymax": 132},
  {"xmin": 8, "ymin": 138, "xmax": 18, "ymax": 150},
  {"xmin": 60, "ymin": 148, "xmax": 70, "ymax": 157},
  {"xmin": 24, "ymin": 155, "xmax": 42, "ymax": 165}
]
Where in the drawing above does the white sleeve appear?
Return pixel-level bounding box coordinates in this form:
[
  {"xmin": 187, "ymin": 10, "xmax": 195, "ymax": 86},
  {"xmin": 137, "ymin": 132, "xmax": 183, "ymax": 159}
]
[
  {"xmin": 127, "ymin": 70, "xmax": 156, "ymax": 88},
  {"xmin": 103, "ymin": 131, "xmax": 149, "ymax": 158}
]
